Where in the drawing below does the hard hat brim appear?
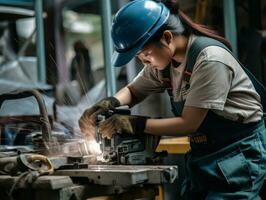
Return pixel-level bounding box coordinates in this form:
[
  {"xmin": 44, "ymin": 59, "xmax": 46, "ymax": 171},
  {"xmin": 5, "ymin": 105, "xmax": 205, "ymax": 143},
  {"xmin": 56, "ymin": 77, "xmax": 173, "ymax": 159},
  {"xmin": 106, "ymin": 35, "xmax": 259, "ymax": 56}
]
[{"xmin": 112, "ymin": 38, "xmax": 147, "ymax": 67}]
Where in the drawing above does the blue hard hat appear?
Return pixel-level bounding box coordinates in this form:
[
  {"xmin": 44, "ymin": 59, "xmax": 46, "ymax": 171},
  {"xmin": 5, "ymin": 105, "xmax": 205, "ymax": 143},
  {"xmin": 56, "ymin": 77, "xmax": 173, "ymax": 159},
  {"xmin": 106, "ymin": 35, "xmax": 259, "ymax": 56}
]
[{"xmin": 111, "ymin": 0, "xmax": 170, "ymax": 67}]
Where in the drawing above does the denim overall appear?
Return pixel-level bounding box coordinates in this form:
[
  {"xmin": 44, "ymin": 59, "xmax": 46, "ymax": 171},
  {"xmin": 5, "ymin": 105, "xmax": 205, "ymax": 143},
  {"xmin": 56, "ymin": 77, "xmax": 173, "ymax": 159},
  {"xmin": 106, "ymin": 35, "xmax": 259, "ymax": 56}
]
[{"xmin": 164, "ymin": 37, "xmax": 266, "ymax": 199}]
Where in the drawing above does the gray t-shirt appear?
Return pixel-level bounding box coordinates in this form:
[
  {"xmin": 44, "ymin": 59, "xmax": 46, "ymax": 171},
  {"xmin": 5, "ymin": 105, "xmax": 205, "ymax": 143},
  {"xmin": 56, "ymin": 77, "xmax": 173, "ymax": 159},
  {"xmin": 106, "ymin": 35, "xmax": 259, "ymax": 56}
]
[{"xmin": 128, "ymin": 35, "xmax": 263, "ymax": 123}]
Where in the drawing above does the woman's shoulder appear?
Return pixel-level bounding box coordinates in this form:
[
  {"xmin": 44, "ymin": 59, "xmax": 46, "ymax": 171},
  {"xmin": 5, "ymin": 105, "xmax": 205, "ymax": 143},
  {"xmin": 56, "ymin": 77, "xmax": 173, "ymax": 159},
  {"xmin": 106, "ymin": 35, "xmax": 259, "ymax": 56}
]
[
  {"xmin": 193, "ymin": 44, "xmax": 240, "ymax": 73},
  {"xmin": 187, "ymin": 35, "xmax": 238, "ymax": 70}
]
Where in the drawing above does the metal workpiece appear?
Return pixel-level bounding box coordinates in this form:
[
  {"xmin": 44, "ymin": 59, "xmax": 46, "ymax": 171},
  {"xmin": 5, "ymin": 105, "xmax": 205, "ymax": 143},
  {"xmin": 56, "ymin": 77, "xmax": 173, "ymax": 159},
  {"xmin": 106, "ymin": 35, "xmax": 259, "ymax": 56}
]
[
  {"xmin": 54, "ymin": 165, "xmax": 178, "ymax": 187},
  {"xmin": 96, "ymin": 114, "xmax": 105, "ymax": 150}
]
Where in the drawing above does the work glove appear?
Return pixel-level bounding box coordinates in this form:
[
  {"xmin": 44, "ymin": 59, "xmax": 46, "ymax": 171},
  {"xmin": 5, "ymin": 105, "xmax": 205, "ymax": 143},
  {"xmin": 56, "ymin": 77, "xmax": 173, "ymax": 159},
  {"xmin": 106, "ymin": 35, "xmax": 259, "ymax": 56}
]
[
  {"xmin": 79, "ymin": 97, "xmax": 120, "ymax": 139},
  {"xmin": 98, "ymin": 114, "xmax": 149, "ymax": 139}
]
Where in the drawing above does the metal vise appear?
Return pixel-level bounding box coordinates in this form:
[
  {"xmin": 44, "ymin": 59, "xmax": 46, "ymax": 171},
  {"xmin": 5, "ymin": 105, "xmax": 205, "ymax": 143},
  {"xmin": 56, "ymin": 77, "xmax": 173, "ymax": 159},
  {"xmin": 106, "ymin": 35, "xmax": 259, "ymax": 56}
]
[{"xmin": 96, "ymin": 109, "xmax": 166, "ymax": 165}]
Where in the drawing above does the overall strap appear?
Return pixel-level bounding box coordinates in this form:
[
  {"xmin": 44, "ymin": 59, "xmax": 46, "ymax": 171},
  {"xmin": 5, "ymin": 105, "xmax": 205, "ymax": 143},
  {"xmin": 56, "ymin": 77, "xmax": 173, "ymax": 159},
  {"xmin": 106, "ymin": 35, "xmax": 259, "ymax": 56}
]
[
  {"xmin": 161, "ymin": 64, "xmax": 173, "ymax": 97},
  {"xmin": 185, "ymin": 37, "xmax": 229, "ymax": 86},
  {"xmin": 187, "ymin": 36, "xmax": 266, "ymax": 119}
]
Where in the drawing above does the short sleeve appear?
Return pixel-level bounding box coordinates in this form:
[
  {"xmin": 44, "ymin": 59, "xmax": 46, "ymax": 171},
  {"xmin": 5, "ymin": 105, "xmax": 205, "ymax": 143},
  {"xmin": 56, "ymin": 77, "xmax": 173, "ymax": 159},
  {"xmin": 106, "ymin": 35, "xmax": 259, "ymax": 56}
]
[
  {"xmin": 127, "ymin": 66, "xmax": 166, "ymax": 99},
  {"xmin": 185, "ymin": 61, "xmax": 233, "ymax": 110}
]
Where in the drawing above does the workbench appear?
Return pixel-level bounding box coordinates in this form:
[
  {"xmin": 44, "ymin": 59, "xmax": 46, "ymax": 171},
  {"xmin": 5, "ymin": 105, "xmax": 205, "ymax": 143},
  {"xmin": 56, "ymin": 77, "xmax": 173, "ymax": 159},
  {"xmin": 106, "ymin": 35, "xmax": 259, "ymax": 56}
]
[
  {"xmin": 0, "ymin": 137, "xmax": 187, "ymax": 200},
  {"xmin": 0, "ymin": 175, "xmax": 162, "ymax": 200},
  {"xmin": 0, "ymin": 164, "xmax": 178, "ymax": 200}
]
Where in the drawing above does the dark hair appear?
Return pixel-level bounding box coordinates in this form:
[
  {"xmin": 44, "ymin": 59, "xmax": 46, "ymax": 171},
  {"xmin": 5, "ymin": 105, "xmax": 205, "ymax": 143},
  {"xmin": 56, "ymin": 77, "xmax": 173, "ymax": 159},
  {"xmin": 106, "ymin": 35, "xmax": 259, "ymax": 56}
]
[
  {"xmin": 74, "ymin": 40, "xmax": 87, "ymax": 52},
  {"xmin": 152, "ymin": 0, "xmax": 232, "ymax": 50}
]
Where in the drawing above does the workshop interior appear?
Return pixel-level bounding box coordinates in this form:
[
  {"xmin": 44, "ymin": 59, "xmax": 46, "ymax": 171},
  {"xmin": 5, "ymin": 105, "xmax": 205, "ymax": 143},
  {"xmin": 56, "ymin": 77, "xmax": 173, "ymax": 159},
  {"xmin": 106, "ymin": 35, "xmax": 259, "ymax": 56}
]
[{"xmin": 0, "ymin": 0, "xmax": 265, "ymax": 199}]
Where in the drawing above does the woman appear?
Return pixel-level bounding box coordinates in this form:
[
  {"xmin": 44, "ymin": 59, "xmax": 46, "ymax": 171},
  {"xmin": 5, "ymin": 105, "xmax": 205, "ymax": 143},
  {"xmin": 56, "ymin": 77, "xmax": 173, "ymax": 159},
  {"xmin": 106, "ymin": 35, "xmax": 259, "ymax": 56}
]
[{"xmin": 79, "ymin": 0, "xmax": 266, "ymax": 199}]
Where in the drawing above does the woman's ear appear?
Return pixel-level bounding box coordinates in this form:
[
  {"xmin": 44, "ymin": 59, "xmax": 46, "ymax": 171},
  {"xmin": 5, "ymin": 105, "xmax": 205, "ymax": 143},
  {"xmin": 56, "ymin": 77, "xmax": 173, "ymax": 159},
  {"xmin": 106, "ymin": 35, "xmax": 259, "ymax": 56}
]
[{"xmin": 161, "ymin": 30, "xmax": 173, "ymax": 45}]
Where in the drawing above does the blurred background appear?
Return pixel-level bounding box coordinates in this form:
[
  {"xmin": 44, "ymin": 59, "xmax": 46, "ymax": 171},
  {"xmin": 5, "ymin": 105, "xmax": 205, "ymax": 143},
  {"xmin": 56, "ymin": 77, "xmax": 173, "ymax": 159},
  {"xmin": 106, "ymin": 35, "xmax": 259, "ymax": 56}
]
[
  {"xmin": 0, "ymin": 0, "xmax": 265, "ymax": 199},
  {"xmin": 0, "ymin": 0, "xmax": 264, "ymax": 111}
]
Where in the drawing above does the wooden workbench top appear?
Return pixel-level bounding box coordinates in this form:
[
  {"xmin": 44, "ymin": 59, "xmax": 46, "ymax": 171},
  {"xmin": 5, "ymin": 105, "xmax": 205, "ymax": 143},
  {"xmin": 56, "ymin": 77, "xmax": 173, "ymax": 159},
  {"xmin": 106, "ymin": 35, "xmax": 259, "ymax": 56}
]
[{"xmin": 156, "ymin": 137, "xmax": 190, "ymax": 154}]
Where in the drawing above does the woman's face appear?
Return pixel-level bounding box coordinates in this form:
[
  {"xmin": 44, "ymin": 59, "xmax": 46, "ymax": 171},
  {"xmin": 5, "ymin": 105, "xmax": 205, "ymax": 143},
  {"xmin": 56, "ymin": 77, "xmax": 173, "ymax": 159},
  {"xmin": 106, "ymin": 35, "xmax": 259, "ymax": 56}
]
[{"xmin": 136, "ymin": 42, "xmax": 173, "ymax": 70}]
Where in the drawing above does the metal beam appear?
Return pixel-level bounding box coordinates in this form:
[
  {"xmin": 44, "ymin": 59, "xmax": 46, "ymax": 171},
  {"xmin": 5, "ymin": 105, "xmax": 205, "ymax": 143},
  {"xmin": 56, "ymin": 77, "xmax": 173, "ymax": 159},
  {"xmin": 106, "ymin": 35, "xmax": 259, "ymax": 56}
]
[
  {"xmin": 223, "ymin": 0, "xmax": 238, "ymax": 56},
  {"xmin": 100, "ymin": 0, "xmax": 116, "ymax": 96},
  {"xmin": 0, "ymin": 0, "xmax": 33, "ymax": 7},
  {"xmin": 34, "ymin": 0, "xmax": 46, "ymax": 83},
  {"xmin": 0, "ymin": 6, "xmax": 34, "ymax": 17}
]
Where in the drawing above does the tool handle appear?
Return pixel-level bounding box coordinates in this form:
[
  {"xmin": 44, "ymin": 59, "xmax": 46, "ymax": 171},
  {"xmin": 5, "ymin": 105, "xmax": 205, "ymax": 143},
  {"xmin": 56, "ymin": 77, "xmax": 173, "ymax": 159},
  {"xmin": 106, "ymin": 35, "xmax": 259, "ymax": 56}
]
[{"xmin": 109, "ymin": 108, "xmax": 131, "ymax": 115}]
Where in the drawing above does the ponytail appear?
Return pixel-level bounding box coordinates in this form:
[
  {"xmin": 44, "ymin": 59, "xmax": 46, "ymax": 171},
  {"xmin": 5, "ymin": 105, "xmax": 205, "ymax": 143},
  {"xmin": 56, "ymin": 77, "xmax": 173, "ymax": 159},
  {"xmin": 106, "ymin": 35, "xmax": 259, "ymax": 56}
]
[
  {"xmin": 154, "ymin": 0, "xmax": 232, "ymax": 50},
  {"xmin": 178, "ymin": 10, "xmax": 232, "ymax": 50}
]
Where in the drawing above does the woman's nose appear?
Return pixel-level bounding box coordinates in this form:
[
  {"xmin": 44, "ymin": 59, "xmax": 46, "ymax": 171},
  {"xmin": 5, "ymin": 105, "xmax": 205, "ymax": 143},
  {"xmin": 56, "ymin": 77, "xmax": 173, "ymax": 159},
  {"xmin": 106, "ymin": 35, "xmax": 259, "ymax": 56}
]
[
  {"xmin": 142, "ymin": 58, "xmax": 151, "ymax": 65},
  {"xmin": 138, "ymin": 54, "xmax": 151, "ymax": 65}
]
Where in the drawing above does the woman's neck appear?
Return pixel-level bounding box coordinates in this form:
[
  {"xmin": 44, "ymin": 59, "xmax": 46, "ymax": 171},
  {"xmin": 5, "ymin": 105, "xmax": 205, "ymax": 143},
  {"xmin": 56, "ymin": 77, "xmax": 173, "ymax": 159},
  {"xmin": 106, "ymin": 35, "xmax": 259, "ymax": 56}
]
[{"xmin": 172, "ymin": 35, "xmax": 189, "ymax": 63}]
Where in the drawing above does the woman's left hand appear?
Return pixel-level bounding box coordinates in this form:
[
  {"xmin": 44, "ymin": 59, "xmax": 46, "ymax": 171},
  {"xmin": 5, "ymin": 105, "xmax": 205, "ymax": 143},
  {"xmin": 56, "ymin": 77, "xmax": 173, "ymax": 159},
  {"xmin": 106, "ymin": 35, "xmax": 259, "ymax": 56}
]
[{"xmin": 98, "ymin": 114, "xmax": 148, "ymax": 139}]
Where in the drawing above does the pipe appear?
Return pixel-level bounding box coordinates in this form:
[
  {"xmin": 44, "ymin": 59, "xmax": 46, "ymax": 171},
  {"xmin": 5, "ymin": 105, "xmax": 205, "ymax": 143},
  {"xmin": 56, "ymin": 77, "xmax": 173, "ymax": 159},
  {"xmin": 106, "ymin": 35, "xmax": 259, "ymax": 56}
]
[
  {"xmin": 100, "ymin": 0, "xmax": 116, "ymax": 96},
  {"xmin": 223, "ymin": 0, "xmax": 238, "ymax": 57},
  {"xmin": 34, "ymin": 0, "xmax": 47, "ymax": 83}
]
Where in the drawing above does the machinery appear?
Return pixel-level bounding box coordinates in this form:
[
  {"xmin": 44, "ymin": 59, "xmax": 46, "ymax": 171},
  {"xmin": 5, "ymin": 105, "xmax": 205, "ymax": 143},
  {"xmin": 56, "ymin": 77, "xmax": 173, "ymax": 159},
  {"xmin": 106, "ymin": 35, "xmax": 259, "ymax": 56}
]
[
  {"xmin": 96, "ymin": 109, "xmax": 167, "ymax": 165},
  {"xmin": 0, "ymin": 90, "xmax": 178, "ymax": 200}
]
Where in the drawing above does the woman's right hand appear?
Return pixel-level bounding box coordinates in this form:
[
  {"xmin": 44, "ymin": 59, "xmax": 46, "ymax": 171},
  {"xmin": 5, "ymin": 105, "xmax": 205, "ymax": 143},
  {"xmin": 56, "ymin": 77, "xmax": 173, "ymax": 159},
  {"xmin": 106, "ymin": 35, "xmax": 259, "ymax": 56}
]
[{"xmin": 78, "ymin": 97, "xmax": 120, "ymax": 139}]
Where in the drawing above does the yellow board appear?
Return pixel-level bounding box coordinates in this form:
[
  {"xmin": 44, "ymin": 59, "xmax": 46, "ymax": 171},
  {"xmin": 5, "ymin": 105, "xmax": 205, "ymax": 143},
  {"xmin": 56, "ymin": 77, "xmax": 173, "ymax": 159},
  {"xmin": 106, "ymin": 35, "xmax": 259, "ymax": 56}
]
[
  {"xmin": 156, "ymin": 137, "xmax": 190, "ymax": 154},
  {"xmin": 155, "ymin": 186, "xmax": 164, "ymax": 200}
]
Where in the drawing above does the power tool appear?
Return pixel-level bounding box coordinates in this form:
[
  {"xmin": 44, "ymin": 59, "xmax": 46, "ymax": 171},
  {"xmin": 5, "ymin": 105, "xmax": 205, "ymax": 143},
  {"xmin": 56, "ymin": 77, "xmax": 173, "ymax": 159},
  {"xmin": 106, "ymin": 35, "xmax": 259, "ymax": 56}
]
[{"xmin": 96, "ymin": 109, "xmax": 167, "ymax": 165}]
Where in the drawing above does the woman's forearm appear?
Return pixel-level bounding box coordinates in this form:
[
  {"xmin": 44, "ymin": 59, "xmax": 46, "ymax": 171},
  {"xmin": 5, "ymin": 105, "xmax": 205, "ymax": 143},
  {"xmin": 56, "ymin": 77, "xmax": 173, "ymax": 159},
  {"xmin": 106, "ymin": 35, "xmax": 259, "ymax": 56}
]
[
  {"xmin": 114, "ymin": 87, "xmax": 133, "ymax": 106},
  {"xmin": 145, "ymin": 106, "xmax": 208, "ymax": 136},
  {"xmin": 145, "ymin": 117, "xmax": 192, "ymax": 136}
]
